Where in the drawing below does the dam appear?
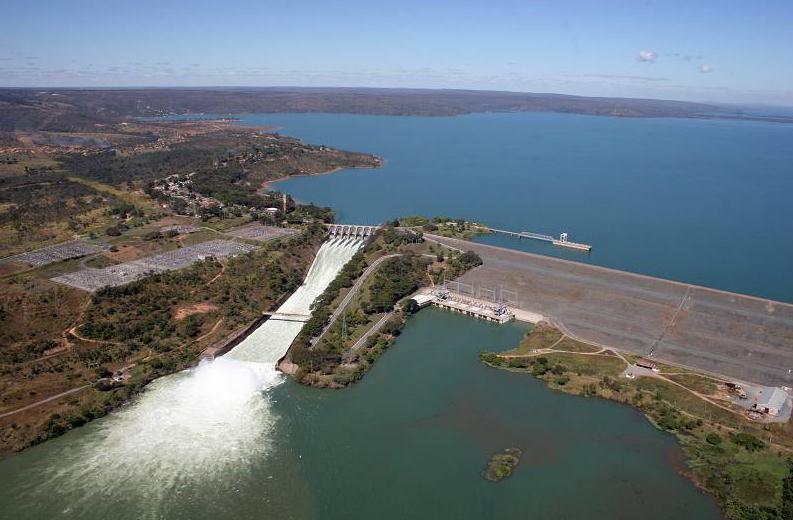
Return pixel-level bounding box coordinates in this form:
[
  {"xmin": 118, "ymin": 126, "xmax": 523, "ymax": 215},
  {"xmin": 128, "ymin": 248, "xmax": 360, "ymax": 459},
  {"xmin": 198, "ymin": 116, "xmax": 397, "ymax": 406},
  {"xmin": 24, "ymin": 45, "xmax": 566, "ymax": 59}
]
[{"xmin": 427, "ymin": 234, "xmax": 793, "ymax": 387}]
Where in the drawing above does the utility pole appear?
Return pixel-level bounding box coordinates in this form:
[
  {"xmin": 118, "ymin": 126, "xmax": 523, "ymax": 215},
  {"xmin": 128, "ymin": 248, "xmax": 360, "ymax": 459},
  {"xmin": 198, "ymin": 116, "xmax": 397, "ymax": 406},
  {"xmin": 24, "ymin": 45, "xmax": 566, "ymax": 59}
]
[{"xmin": 342, "ymin": 312, "xmax": 348, "ymax": 347}]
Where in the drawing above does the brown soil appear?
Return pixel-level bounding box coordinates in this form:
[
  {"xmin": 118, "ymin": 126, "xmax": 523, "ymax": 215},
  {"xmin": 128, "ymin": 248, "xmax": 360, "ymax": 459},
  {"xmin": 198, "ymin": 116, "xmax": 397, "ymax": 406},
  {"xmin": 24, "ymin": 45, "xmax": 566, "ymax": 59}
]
[
  {"xmin": 174, "ymin": 303, "xmax": 219, "ymax": 321},
  {"xmin": 104, "ymin": 244, "xmax": 145, "ymax": 262},
  {"xmin": 0, "ymin": 261, "xmax": 28, "ymax": 277}
]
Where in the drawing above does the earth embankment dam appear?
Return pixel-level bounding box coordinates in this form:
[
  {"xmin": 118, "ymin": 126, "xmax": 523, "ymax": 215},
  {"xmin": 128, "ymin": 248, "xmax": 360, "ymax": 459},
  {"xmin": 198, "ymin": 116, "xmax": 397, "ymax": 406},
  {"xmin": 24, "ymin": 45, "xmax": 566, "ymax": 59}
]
[{"xmin": 427, "ymin": 234, "xmax": 793, "ymax": 387}]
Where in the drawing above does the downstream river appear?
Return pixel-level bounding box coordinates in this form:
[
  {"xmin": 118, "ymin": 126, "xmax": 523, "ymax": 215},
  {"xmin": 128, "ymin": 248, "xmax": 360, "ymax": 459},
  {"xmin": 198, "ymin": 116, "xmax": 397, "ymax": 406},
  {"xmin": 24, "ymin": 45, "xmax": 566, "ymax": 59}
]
[
  {"xmin": 245, "ymin": 112, "xmax": 793, "ymax": 303},
  {"xmin": 0, "ymin": 309, "xmax": 719, "ymax": 519}
]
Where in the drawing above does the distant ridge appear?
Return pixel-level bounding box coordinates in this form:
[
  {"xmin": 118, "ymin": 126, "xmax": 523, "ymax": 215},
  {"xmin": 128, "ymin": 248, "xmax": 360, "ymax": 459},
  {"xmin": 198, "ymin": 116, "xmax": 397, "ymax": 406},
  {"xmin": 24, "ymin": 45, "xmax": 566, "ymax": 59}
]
[{"xmin": 1, "ymin": 86, "xmax": 791, "ymax": 132}]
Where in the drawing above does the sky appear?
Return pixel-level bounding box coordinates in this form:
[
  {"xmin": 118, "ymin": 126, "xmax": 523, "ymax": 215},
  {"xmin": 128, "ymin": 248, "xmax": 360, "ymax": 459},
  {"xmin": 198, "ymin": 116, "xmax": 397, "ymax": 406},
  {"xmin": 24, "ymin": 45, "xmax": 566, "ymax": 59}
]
[{"xmin": 2, "ymin": 0, "xmax": 792, "ymax": 105}]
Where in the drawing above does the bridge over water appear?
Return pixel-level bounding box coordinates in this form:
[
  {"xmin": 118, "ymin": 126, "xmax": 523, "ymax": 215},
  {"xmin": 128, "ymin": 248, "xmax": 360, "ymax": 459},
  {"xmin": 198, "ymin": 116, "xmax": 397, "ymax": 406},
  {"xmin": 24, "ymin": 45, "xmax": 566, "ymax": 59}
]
[{"xmin": 489, "ymin": 227, "xmax": 592, "ymax": 252}]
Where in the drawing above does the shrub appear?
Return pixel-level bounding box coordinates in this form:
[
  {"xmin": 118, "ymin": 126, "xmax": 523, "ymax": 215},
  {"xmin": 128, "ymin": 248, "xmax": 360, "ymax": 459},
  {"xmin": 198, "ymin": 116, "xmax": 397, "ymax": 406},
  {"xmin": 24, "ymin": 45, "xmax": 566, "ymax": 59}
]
[
  {"xmin": 403, "ymin": 299, "xmax": 420, "ymax": 315},
  {"xmin": 706, "ymin": 433, "xmax": 722, "ymax": 445},
  {"xmin": 600, "ymin": 376, "xmax": 623, "ymax": 392},
  {"xmin": 479, "ymin": 352, "xmax": 502, "ymax": 366},
  {"xmin": 380, "ymin": 316, "xmax": 404, "ymax": 337},
  {"xmin": 457, "ymin": 251, "xmax": 482, "ymax": 269},
  {"xmin": 555, "ymin": 375, "xmax": 570, "ymax": 386},
  {"xmin": 94, "ymin": 366, "xmax": 112, "ymax": 379},
  {"xmin": 657, "ymin": 414, "xmax": 680, "ymax": 431},
  {"xmin": 182, "ymin": 314, "xmax": 205, "ymax": 338},
  {"xmin": 732, "ymin": 432, "xmax": 766, "ymax": 452}
]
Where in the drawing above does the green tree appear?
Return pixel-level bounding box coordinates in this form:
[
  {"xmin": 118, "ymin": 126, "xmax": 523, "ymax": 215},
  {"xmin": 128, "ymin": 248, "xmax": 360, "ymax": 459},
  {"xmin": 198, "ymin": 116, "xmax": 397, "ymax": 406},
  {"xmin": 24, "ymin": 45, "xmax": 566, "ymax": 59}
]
[
  {"xmin": 732, "ymin": 432, "xmax": 766, "ymax": 452},
  {"xmin": 781, "ymin": 459, "xmax": 793, "ymax": 519},
  {"xmin": 706, "ymin": 433, "xmax": 721, "ymax": 445},
  {"xmin": 403, "ymin": 299, "xmax": 419, "ymax": 315}
]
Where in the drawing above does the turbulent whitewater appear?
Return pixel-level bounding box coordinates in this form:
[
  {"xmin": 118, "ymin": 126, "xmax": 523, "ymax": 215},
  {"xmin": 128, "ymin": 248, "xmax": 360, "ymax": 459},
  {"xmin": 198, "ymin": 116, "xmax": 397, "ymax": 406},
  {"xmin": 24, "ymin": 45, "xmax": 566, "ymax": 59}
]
[
  {"xmin": 27, "ymin": 238, "xmax": 362, "ymax": 517},
  {"xmin": 228, "ymin": 237, "xmax": 363, "ymax": 363}
]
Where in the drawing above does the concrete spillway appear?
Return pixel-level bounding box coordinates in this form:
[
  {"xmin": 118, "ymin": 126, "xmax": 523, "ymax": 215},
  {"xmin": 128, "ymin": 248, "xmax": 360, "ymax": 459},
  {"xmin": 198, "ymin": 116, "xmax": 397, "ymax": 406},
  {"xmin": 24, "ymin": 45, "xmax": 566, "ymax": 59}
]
[{"xmin": 227, "ymin": 237, "xmax": 363, "ymax": 363}]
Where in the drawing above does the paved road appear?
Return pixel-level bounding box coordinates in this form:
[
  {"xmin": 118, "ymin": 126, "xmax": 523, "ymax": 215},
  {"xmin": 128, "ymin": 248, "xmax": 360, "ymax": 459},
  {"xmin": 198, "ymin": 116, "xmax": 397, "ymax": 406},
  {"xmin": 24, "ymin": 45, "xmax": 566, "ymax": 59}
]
[
  {"xmin": 0, "ymin": 385, "xmax": 91, "ymax": 419},
  {"xmin": 312, "ymin": 251, "xmax": 437, "ymax": 348},
  {"xmin": 312, "ymin": 254, "xmax": 401, "ymax": 346},
  {"xmin": 426, "ymin": 234, "xmax": 793, "ymax": 387},
  {"xmin": 350, "ymin": 312, "xmax": 394, "ymax": 351}
]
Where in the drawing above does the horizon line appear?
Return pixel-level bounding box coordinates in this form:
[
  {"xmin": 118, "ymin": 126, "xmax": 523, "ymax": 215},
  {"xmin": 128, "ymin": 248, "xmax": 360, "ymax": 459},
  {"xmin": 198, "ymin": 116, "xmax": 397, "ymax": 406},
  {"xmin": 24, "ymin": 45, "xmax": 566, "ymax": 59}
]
[{"xmin": 2, "ymin": 84, "xmax": 792, "ymax": 109}]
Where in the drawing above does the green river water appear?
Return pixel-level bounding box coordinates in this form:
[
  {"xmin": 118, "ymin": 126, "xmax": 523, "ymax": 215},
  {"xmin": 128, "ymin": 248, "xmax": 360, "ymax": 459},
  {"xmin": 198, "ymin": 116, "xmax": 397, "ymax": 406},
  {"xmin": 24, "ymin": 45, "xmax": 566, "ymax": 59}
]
[{"xmin": 0, "ymin": 308, "xmax": 719, "ymax": 519}]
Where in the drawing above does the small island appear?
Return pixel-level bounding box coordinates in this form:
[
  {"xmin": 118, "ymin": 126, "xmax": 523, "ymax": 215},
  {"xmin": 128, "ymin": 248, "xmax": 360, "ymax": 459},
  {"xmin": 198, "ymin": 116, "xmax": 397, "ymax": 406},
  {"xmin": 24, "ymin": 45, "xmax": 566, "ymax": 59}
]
[{"xmin": 483, "ymin": 448, "xmax": 522, "ymax": 482}]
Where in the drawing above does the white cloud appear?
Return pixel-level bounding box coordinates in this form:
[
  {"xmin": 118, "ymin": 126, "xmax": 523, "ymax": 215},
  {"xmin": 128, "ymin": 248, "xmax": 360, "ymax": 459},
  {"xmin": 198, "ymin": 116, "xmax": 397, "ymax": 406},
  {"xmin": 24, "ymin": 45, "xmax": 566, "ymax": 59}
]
[
  {"xmin": 699, "ymin": 64, "xmax": 713, "ymax": 73},
  {"xmin": 570, "ymin": 73, "xmax": 668, "ymax": 82},
  {"xmin": 637, "ymin": 50, "xmax": 658, "ymax": 62}
]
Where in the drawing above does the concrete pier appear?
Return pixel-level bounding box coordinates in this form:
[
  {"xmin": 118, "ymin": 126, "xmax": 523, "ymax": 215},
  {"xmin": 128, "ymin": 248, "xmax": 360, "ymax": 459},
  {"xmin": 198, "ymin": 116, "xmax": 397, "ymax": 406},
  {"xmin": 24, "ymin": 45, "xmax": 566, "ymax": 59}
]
[{"xmin": 490, "ymin": 227, "xmax": 592, "ymax": 252}]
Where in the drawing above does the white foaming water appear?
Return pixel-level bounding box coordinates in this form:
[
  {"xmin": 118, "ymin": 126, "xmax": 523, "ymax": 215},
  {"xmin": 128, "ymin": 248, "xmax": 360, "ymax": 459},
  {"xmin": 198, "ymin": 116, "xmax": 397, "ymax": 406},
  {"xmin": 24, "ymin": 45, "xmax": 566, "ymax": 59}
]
[
  {"xmin": 39, "ymin": 238, "xmax": 362, "ymax": 514},
  {"xmin": 229, "ymin": 237, "xmax": 363, "ymax": 363}
]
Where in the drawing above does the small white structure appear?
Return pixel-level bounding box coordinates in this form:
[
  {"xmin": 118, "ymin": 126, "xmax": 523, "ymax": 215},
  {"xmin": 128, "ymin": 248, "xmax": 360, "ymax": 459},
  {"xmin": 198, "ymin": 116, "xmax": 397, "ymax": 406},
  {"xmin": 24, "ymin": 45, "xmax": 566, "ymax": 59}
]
[
  {"xmin": 264, "ymin": 207, "xmax": 279, "ymax": 214},
  {"xmin": 559, "ymin": 232, "xmax": 568, "ymax": 243},
  {"xmin": 411, "ymin": 294, "xmax": 434, "ymax": 308},
  {"xmin": 753, "ymin": 387, "xmax": 789, "ymax": 417}
]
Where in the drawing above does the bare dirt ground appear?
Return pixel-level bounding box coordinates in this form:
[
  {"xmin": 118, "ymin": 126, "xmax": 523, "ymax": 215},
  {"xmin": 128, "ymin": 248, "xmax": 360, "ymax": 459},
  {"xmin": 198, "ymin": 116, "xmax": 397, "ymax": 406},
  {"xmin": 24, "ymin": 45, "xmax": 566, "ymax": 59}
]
[
  {"xmin": 427, "ymin": 235, "xmax": 793, "ymax": 387},
  {"xmin": 104, "ymin": 244, "xmax": 146, "ymax": 262},
  {"xmin": 174, "ymin": 303, "xmax": 219, "ymax": 321}
]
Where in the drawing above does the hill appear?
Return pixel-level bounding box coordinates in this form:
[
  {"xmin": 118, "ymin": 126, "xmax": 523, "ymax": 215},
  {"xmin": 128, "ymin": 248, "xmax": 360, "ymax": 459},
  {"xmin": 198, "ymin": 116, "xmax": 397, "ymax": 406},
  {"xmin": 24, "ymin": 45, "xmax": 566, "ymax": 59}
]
[{"xmin": 3, "ymin": 87, "xmax": 790, "ymax": 132}]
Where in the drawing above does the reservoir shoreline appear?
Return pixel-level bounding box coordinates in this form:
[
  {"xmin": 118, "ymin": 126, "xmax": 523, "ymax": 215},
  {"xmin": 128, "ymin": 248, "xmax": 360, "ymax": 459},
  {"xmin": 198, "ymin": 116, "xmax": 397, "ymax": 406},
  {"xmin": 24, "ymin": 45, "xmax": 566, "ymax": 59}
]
[
  {"xmin": 259, "ymin": 160, "xmax": 385, "ymax": 193},
  {"xmin": 238, "ymin": 111, "xmax": 793, "ymax": 303}
]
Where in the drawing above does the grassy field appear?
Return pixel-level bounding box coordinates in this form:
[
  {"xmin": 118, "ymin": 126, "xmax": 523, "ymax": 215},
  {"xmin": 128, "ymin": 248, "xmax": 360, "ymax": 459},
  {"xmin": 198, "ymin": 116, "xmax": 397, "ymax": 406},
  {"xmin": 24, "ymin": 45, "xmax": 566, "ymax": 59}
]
[
  {"xmin": 398, "ymin": 215, "xmax": 490, "ymax": 241},
  {"xmin": 501, "ymin": 323, "xmax": 563, "ymax": 355},
  {"xmin": 67, "ymin": 176, "xmax": 162, "ymax": 214}
]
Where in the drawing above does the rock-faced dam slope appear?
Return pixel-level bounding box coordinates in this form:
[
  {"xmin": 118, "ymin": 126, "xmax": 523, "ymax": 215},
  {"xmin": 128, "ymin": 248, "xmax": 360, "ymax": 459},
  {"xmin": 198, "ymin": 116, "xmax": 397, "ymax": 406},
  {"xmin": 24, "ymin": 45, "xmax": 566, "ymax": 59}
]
[{"xmin": 427, "ymin": 235, "xmax": 793, "ymax": 387}]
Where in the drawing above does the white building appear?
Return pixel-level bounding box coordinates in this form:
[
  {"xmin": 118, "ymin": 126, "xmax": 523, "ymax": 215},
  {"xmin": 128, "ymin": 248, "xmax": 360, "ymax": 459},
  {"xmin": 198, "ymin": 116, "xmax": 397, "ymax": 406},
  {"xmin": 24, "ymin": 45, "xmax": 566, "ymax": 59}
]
[{"xmin": 753, "ymin": 387, "xmax": 789, "ymax": 417}]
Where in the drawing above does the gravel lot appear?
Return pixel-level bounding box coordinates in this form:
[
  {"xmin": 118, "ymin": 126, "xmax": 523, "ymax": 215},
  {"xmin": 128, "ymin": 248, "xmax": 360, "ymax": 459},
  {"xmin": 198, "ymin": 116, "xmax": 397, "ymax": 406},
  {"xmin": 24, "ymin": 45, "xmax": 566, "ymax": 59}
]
[
  {"xmin": 427, "ymin": 234, "xmax": 793, "ymax": 387},
  {"xmin": 225, "ymin": 223, "xmax": 296, "ymax": 242},
  {"xmin": 160, "ymin": 224, "xmax": 200, "ymax": 234},
  {"xmin": 51, "ymin": 240, "xmax": 255, "ymax": 292},
  {"xmin": 2, "ymin": 240, "xmax": 109, "ymax": 267}
]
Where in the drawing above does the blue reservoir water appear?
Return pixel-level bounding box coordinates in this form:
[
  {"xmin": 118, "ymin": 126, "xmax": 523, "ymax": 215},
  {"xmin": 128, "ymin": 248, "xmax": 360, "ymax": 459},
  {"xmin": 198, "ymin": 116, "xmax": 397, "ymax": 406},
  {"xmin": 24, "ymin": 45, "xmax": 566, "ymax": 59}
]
[{"xmin": 233, "ymin": 112, "xmax": 793, "ymax": 303}]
